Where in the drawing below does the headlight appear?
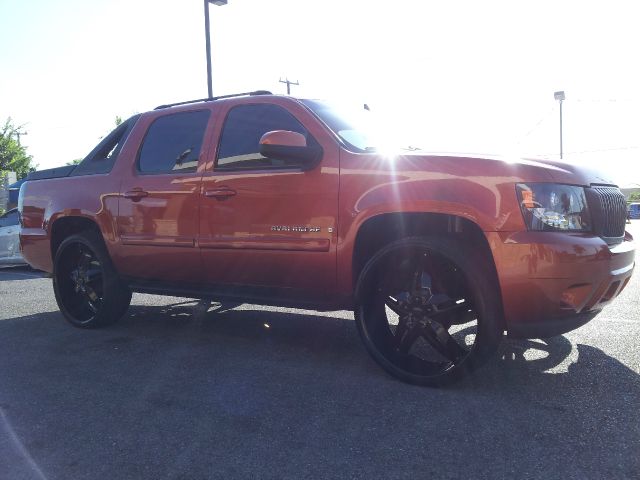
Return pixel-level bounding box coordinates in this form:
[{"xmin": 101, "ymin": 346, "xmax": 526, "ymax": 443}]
[{"xmin": 516, "ymin": 183, "xmax": 592, "ymax": 232}]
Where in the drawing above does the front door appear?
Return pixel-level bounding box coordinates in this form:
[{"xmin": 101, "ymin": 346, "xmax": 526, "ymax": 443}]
[
  {"xmin": 116, "ymin": 109, "xmax": 212, "ymax": 284},
  {"xmin": 198, "ymin": 99, "xmax": 339, "ymax": 303}
]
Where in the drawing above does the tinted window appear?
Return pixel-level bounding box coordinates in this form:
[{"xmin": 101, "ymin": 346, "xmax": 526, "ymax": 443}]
[
  {"xmin": 0, "ymin": 210, "xmax": 18, "ymax": 227},
  {"xmin": 216, "ymin": 104, "xmax": 315, "ymax": 170},
  {"xmin": 71, "ymin": 115, "xmax": 140, "ymax": 176},
  {"xmin": 138, "ymin": 110, "xmax": 210, "ymax": 174}
]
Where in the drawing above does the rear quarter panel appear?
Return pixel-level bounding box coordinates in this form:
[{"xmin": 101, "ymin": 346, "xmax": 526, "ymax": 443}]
[{"xmin": 20, "ymin": 174, "xmax": 121, "ymax": 272}]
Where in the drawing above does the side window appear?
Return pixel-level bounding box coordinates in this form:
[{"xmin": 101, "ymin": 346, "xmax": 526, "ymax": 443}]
[
  {"xmin": 216, "ymin": 104, "xmax": 316, "ymax": 170},
  {"xmin": 71, "ymin": 116, "xmax": 140, "ymax": 176},
  {"xmin": 0, "ymin": 210, "xmax": 18, "ymax": 228},
  {"xmin": 138, "ymin": 110, "xmax": 210, "ymax": 174}
]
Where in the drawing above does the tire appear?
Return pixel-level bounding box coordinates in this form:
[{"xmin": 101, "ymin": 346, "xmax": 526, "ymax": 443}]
[
  {"xmin": 354, "ymin": 236, "xmax": 503, "ymax": 387},
  {"xmin": 52, "ymin": 231, "xmax": 132, "ymax": 328}
]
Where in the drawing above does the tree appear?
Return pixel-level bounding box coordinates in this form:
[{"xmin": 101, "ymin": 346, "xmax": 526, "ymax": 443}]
[
  {"xmin": 0, "ymin": 117, "xmax": 35, "ymax": 179},
  {"xmin": 66, "ymin": 158, "xmax": 83, "ymax": 166},
  {"xmin": 629, "ymin": 191, "xmax": 640, "ymax": 202}
]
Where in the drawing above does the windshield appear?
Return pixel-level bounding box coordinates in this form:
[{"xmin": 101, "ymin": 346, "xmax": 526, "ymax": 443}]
[{"xmin": 301, "ymin": 99, "xmax": 420, "ymax": 153}]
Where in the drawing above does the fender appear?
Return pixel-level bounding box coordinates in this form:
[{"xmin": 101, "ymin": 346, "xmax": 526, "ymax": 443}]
[{"xmin": 335, "ymin": 151, "xmax": 555, "ymax": 296}]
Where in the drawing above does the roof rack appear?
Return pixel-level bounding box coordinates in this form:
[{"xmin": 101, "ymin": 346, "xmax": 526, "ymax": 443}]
[{"xmin": 154, "ymin": 90, "xmax": 273, "ymax": 110}]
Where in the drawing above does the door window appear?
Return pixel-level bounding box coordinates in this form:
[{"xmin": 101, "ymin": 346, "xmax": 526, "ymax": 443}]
[
  {"xmin": 216, "ymin": 104, "xmax": 316, "ymax": 170},
  {"xmin": 138, "ymin": 110, "xmax": 210, "ymax": 174}
]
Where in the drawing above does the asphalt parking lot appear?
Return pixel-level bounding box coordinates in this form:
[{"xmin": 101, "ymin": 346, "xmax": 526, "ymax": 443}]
[{"xmin": 1, "ymin": 222, "xmax": 639, "ymax": 480}]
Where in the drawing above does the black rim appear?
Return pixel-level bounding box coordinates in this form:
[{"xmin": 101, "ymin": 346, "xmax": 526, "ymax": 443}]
[
  {"xmin": 363, "ymin": 245, "xmax": 479, "ymax": 378},
  {"xmin": 56, "ymin": 243, "xmax": 105, "ymax": 323}
]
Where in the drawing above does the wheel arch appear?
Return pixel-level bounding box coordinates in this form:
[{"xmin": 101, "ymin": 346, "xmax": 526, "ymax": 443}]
[
  {"xmin": 350, "ymin": 212, "xmax": 504, "ymax": 328},
  {"xmin": 50, "ymin": 216, "xmax": 105, "ymax": 259}
]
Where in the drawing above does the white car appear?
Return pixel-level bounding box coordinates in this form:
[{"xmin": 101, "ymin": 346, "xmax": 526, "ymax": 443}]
[{"xmin": 0, "ymin": 208, "xmax": 26, "ymax": 267}]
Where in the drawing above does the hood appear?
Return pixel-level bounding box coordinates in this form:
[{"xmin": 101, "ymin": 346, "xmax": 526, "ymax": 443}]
[
  {"xmin": 398, "ymin": 151, "xmax": 618, "ymax": 187},
  {"xmin": 518, "ymin": 157, "xmax": 617, "ymax": 186}
]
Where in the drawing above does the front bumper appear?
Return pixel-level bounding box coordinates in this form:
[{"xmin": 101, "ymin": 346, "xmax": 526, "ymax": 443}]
[{"xmin": 487, "ymin": 230, "xmax": 635, "ymax": 339}]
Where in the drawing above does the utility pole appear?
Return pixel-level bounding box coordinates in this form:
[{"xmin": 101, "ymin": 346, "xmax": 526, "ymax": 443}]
[
  {"xmin": 279, "ymin": 78, "xmax": 299, "ymax": 95},
  {"xmin": 16, "ymin": 131, "xmax": 27, "ymax": 146}
]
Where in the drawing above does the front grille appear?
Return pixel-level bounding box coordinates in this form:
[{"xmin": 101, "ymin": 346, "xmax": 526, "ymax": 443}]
[{"xmin": 587, "ymin": 186, "xmax": 627, "ymax": 242}]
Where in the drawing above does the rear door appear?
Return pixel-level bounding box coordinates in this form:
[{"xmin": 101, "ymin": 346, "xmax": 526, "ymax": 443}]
[
  {"xmin": 198, "ymin": 98, "xmax": 340, "ymax": 303},
  {"xmin": 116, "ymin": 109, "xmax": 212, "ymax": 284}
]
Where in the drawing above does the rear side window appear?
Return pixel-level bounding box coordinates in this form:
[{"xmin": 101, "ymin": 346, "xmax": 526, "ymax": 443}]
[
  {"xmin": 138, "ymin": 110, "xmax": 210, "ymax": 174},
  {"xmin": 216, "ymin": 104, "xmax": 315, "ymax": 170},
  {"xmin": 71, "ymin": 115, "xmax": 140, "ymax": 176}
]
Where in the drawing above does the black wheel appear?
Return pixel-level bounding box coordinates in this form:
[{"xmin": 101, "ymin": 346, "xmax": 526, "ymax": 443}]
[
  {"xmin": 53, "ymin": 231, "xmax": 131, "ymax": 328},
  {"xmin": 355, "ymin": 236, "xmax": 503, "ymax": 386}
]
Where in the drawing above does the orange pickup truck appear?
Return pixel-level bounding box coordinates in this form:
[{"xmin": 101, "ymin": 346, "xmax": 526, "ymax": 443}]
[{"xmin": 19, "ymin": 91, "xmax": 635, "ymax": 386}]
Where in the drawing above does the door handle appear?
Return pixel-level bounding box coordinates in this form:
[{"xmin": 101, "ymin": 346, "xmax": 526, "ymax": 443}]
[
  {"xmin": 123, "ymin": 189, "xmax": 149, "ymax": 201},
  {"xmin": 204, "ymin": 188, "xmax": 237, "ymax": 200}
]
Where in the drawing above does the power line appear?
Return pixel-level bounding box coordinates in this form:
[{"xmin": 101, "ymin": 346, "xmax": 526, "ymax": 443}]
[
  {"xmin": 518, "ymin": 106, "xmax": 556, "ymax": 141},
  {"xmin": 531, "ymin": 145, "xmax": 640, "ymax": 156},
  {"xmin": 573, "ymin": 98, "xmax": 640, "ymax": 103}
]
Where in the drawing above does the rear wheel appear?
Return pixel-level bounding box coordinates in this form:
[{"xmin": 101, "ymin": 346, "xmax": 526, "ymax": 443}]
[
  {"xmin": 355, "ymin": 236, "xmax": 503, "ymax": 386},
  {"xmin": 53, "ymin": 232, "xmax": 131, "ymax": 328}
]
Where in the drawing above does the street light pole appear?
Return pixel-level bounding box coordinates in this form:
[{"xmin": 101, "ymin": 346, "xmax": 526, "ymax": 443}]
[
  {"xmin": 204, "ymin": 0, "xmax": 228, "ymax": 99},
  {"xmin": 554, "ymin": 91, "xmax": 565, "ymax": 159},
  {"xmin": 559, "ymin": 100, "xmax": 563, "ymax": 159}
]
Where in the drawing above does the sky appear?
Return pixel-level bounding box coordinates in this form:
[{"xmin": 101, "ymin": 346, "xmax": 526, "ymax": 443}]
[{"xmin": 1, "ymin": 0, "xmax": 639, "ymax": 186}]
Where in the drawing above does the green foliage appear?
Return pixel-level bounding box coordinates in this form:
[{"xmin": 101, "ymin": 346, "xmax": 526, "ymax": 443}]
[
  {"xmin": 98, "ymin": 116, "xmax": 125, "ymax": 141},
  {"xmin": 0, "ymin": 117, "xmax": 35, "ymax": 179},
  {"xmin": 629, "ymin": 191, "xmax": 640, "ymax": 202},
  {"xmin": 66, "ymin": 158, "xmax": 83, "ymax": 166}
]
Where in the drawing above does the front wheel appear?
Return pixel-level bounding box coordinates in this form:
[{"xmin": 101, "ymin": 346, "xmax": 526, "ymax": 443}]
[
  {"xmin": 53, "ymin": 232, "xmax": 132, "ymax": 328},
  {"xmin": 354, "ymin": 237, "xmax": 503, "ymax": 386}
]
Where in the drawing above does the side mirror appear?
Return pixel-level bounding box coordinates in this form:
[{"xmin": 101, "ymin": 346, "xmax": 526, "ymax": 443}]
[{"xmin": 259, "ymin": 130, "xmax": 322, "ymax": 166}]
